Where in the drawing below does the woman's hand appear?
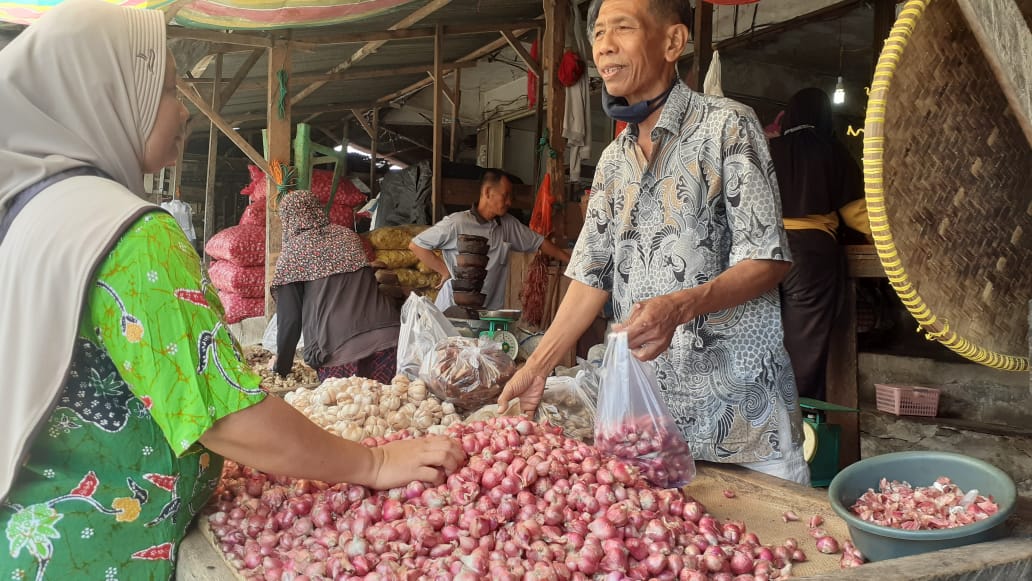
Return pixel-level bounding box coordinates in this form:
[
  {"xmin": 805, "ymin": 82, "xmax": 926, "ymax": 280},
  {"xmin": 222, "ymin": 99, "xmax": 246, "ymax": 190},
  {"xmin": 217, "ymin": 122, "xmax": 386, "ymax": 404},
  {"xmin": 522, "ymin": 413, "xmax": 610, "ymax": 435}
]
[
  {"xmin": 435, "ymin": 273, "xmax": 451, "ymax": 290},
  {"xmin": 366, "ymin": 435, "xmax": 466, "ymax": 489},
  {"xmin": 497, "ymin": 364, "xmax": 548, "ymax": 415}
]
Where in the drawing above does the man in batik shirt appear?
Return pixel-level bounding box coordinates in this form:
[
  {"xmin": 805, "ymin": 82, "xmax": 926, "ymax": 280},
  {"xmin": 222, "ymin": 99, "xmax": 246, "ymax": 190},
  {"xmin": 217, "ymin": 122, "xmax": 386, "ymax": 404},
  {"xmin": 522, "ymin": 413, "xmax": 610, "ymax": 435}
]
[{"xmin": 499, "ymin": 0, "xmax": 808, "ymax": 484}]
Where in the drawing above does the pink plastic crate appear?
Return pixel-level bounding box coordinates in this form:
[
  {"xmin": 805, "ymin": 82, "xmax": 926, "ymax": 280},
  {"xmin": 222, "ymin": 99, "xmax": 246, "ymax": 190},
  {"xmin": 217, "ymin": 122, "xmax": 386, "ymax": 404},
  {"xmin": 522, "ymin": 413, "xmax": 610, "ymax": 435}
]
[{"xmin": 875, "ymin": 384, "xmax": 941, "ymax": 417}]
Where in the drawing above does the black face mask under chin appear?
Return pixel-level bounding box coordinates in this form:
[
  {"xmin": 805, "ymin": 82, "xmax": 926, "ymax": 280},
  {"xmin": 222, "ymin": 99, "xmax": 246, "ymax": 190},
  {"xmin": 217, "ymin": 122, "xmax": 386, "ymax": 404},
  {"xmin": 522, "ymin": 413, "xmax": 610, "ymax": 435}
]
[{"xmin": 601, "ymin": 79, "xmax": 677, "ymax": 124}]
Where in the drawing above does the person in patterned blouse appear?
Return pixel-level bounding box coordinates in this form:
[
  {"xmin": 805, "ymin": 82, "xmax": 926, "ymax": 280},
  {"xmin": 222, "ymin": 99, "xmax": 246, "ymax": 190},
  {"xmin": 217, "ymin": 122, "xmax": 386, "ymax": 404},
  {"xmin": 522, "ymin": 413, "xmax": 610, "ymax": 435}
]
[
  {"xmin": 0, "ymin": 1, "xmax": 463, "ymax": 579},
  {"xmin": 500, "ymin": 0, "xmax": 809, "ymax": 485}
]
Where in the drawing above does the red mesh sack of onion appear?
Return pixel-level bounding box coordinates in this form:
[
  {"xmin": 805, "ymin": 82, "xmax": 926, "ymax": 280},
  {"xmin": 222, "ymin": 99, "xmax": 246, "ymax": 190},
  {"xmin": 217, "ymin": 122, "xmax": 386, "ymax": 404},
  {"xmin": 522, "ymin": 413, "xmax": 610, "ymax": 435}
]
[
  {"xmin": 594, "ymin": 332, "xmax": 696, "ymax": 489},
  {"xmin": 208, "ymin": 416, "xmax": 808, "ymax": 581}
]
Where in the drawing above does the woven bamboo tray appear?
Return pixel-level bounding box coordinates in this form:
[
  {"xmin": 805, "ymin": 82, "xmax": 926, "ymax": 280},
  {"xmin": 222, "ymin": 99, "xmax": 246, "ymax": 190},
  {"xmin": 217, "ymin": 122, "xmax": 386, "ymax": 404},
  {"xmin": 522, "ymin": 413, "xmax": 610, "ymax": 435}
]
[{"xmin": 864, "ymin": 0, "xmax": 1032, "ymax": 371}]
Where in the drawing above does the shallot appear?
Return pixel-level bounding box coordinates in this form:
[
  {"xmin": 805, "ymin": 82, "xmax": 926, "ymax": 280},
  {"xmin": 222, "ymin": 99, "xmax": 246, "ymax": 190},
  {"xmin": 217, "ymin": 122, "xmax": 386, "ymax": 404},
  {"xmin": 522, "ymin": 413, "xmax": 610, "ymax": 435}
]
[
  {"xmin": 816, "ymin": 535, "xmax": 841, "ymax": 554},
  {"xmin": 208, "ymin": 416, "xmax": 834, "ymax": 581},
  {"xmin": 594, "ymin": 414, "xmax": 696, "ymax": 488}
]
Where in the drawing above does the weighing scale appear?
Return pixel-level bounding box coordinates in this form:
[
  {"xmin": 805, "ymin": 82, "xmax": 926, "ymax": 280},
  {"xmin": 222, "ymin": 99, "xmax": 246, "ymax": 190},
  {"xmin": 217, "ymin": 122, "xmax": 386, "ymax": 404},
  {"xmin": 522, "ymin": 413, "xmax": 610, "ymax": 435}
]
[
  {"xmin": 799, "ymin": 397, "xmax": 859, "ymax": 487},
  {"xmin": 477, "ymin": 309, "xmax": 521, "ymax": 358}
]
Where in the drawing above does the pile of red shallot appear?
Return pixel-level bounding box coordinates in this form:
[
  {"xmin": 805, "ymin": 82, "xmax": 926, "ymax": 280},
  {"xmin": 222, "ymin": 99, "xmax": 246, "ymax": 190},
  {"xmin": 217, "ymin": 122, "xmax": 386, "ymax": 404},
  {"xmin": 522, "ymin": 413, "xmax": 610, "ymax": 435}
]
[
  {"xmin": 850, "ymin": 476, "xmax": 1000, "ymax": 530},
  {"xmin": 595, "ymin": 415, "xmax": 696, "ymax": 488},
  {"xmin": 207, "ymin": 417, "xmax": 817, "ymax": 580}
]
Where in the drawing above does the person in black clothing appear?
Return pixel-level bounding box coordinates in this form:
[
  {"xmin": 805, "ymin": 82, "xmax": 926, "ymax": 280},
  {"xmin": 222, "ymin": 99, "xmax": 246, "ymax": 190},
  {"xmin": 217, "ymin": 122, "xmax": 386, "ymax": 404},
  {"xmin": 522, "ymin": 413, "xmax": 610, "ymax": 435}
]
[
  {"xmin": 271, "ymin": 190, "xmax": 401, "ymax": 383},
  {"xmin": 769, "ymin": 88, "xmax": 873, "ymax": 401}
]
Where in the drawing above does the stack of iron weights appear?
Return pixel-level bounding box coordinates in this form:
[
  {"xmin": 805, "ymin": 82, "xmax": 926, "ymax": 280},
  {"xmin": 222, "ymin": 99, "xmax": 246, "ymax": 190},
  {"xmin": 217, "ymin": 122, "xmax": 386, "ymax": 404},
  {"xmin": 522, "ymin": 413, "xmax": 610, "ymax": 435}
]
[{"xmin": 452, "ymin": 234, "xmax": 488, "ymax": 308}]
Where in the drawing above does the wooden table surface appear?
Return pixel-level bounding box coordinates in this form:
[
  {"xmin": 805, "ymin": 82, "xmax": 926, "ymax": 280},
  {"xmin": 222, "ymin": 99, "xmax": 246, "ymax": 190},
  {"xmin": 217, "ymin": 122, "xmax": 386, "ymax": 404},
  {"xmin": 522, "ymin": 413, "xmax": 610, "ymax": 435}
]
[{"xmin": 176, "ymin": 463, "xmax": 1032, "ymax": 581}]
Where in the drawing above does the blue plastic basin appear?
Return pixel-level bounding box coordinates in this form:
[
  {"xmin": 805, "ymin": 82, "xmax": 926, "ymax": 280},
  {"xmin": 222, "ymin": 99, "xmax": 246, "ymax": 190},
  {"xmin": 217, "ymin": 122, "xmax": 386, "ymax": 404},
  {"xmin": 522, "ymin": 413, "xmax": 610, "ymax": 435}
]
[{"xmin": 828, "ymin": 451, "xmax": 1016, "ymax": 562}]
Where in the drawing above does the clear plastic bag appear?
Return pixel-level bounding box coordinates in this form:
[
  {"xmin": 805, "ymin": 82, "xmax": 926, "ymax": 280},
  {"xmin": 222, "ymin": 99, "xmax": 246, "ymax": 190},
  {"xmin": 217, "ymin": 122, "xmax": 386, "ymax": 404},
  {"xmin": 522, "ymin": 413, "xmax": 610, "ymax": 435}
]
[
  {"xmin": 419, "ymin": 336, "xmax": 516, "ymax": 411},
  {"xmin": 594, "ymin": 332, "xmax": 695, "ymax": 488},
  {"xmin": 260, "ymin": 313, "xmax": 304, "ymax": 353},
  {"xmin": 535, "ymin": 374, "xmax": 597, "ymax": 442},
  {"xmin": 396, "ymin": 293, "xmax": 458, "ymax": 379}
]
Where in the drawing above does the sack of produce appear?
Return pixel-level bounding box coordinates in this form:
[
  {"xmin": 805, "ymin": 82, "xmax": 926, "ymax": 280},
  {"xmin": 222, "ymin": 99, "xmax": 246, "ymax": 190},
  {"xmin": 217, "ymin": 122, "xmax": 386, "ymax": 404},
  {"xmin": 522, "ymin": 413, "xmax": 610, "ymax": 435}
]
[
  {"xmin": 241, "ymin": 165, "xmax": 267, "ymax": 201},
  {"xmin": 394, "ymin": 268, "xmax": 440, "ymax": 289},
  {"xmin": 594, "ymin": 332, "xmax": 695, "ymax": 488},
  {"xmin": 219, "ymin": 290, "xmax": 264, "ymax": 324},
  {"xmin": 419, "ymin": 336, "xmax": 516, "ymax": 411},
  {"xmin": 368, "ymin": 224, "xmax": 429, "ymax": 250},
  {"xmin": 205, "ymin": 225, "xmax": 266, "ymax": 266},
  {"xmin": 238, "ymin": 201, "xmax": 266, "ymax": 227},
  {"xmin": 374, "ymin": 249, "xmax": 420, "ymax": 270},
  {"xmin": 396, "ymin": 293, "xmax": 457, "ymax": 379},
  {"xmin": 208, "ymin": 260, "xmax": 265, "ymax": 298},
  {"xmin": 535, "ymin": 375, "xmax": 596, "ymax": 442},
  {"xmin": 465, "ymin": 398, "xmax": 523, "ymax": 423},
  {"xmin": 310, "ymin": 171, "xmax": 367, "ymax": 208}
]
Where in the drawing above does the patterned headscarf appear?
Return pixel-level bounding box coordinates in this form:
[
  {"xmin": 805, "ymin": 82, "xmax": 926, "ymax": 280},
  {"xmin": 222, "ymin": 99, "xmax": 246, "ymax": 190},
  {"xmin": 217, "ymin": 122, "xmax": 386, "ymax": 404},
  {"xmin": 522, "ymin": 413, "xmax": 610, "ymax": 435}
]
[{"xmin": 271, "ymin": 190, "xmax": 368, "ymax": 289}]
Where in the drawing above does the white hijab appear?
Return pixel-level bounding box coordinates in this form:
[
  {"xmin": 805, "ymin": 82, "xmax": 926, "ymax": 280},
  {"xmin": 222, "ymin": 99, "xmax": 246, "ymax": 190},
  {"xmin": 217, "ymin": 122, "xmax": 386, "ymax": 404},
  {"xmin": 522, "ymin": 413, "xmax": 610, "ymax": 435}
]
[{"xmin": 0, "ymin": 0, "xmax": 166, "ymax": 501}]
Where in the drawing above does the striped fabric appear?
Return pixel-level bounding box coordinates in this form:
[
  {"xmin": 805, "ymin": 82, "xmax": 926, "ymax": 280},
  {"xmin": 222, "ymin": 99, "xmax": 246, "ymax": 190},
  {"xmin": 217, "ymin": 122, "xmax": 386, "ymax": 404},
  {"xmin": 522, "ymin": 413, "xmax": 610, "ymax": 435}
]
[{"xmin": 0, "ymin": 0, "xmax": 419, "ymax": 28}]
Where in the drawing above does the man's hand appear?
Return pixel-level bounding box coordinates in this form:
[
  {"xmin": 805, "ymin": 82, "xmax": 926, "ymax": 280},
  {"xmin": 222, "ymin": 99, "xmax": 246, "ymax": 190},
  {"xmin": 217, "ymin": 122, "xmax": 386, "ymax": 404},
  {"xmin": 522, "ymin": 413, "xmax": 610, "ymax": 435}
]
[
  {"xmin": 497, "ymin": 364, "xmax": 548, "ymax": 415},
  {"xmin": 366, "ymin": 436, "xmax": 466, "ymax": 489},
  {"xmin": 435, "ymin": 273, "xmax": 451, "ymax": 290},
  {"xmin": 613, "ymin": 291, "xmax": 700, "ymax": 361}
]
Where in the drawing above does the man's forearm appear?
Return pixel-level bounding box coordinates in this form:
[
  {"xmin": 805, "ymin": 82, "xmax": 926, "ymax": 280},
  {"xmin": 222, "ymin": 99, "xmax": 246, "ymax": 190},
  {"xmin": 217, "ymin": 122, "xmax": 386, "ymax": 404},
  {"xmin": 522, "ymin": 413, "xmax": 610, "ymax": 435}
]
[
  {"xmin": 525, "ymin": 280, "xmax": 609, "ymax": 373},
  {"xmin": 672, "ymin": 259, "xmax": 790, "ymax": 324},
  {"xmin": 409, "ymin": 242, "xmax": 450, "ymax": 278},
  {"xmin": 539, "ymin": 239, "xmax": 572, "ymax": 263}
]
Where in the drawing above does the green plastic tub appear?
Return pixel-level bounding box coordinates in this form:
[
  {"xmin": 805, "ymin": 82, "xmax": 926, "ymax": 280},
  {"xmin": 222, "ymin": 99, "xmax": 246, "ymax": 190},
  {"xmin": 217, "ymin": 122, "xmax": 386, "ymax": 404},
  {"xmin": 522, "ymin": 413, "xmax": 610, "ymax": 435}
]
[{"xmin": 828, "ymin": 451, "xmax": 1016, "ymax": 562}]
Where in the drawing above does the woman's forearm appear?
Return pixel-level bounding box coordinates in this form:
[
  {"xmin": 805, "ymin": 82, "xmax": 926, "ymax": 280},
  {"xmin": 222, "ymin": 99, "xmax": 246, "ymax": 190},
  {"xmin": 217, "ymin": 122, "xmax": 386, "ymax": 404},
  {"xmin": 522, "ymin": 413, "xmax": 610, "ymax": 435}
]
[{"xmin": 200, "ymin": 396, "xmax": 378, "ymax": 487}]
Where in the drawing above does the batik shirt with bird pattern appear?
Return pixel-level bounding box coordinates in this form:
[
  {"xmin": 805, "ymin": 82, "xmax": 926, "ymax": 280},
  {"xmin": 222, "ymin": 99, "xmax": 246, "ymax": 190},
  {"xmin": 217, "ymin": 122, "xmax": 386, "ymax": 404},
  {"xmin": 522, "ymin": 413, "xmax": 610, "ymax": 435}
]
[
  {"xmin": 1, "ymin": 212, "xmax": 266, "ymax": 581},
  {"xmin": 567, "ymin": 82, "xmax": 804, "ymax": 464}
]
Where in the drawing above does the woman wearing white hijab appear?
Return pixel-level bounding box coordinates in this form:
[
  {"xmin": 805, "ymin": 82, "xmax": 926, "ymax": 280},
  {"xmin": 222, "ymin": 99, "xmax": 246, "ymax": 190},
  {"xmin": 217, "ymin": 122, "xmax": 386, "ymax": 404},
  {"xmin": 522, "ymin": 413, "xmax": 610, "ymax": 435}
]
[{"xmin": 0, "ymin": 1, "xmax": 463, "ymax": 578}]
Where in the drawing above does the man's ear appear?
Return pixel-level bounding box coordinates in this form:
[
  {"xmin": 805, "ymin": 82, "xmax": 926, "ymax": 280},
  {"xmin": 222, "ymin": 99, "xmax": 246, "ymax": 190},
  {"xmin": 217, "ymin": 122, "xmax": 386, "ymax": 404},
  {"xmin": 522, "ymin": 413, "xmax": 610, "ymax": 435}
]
[{"xmin": 665, "ymin": 23, "xmax": 689, "ymax": 63}]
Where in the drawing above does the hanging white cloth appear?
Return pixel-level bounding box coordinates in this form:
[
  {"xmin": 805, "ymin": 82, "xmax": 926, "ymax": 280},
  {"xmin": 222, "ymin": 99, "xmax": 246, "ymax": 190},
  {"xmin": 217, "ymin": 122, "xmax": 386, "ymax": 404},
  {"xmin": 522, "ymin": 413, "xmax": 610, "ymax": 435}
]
[
  {"xmin": 563, "ymin": 71, "xmax": 591, "ymax": 182},
  {"xmin": 703, "ymin": 50, "xmax": 725, "ymax": 97},
  {"xmin": 160, "ymin": 199, "xmax": 196, "ymax": 241}
]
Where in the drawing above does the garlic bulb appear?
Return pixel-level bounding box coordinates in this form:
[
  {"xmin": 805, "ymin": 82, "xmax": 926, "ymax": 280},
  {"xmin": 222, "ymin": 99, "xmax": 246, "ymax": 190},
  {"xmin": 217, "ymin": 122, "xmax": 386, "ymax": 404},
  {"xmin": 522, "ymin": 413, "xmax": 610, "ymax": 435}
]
[{"xmin": 441, "ymin": 402, "xmax": 456, "ymax": 416}]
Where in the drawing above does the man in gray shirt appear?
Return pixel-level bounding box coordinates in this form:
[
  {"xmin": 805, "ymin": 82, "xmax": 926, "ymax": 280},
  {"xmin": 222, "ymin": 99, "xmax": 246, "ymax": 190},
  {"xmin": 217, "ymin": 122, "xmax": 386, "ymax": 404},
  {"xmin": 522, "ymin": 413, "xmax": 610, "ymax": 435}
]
[{"xmin": 409, "ymin": 168, "xmax": 570, "ymax": 310}]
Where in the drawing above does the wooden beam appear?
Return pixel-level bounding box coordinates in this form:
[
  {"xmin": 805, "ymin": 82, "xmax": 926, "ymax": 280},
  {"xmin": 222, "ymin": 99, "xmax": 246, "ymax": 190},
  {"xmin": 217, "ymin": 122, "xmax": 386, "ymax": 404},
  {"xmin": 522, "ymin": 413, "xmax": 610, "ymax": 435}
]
[
  {"xmin": 427, "ymin": 72, "xmax": 456, "ymax": 106},
  {"xmin": 690, "ymin": 1, "xmax": 713, "ymax": 90},
  {"xmin": 370, "ymin": 108, "xmax": 380, "ymax": 199},
  {"xmin": 501, "ymin": 29, "xmax": 542, "ymax": 77},
  {"xmin": 351, "ymin": 110, "xmax": 376, "ymax": 140},
  {"xmin": 532, "ymin": 26, "xmax": 545, "ymax": 185},
  {"xmin": 265, "ymin": 42, "xmax": 292, "ymax": 318},
  {"xmin": 544, "ymin": 0, "xmax": 568, "ymax": 240},
  {"xmin": 167, "ymin": 26, "xmax": 317, "ymax": 51},
  {"xmin": 298, "ymin": 20, "xmax": 544, "ymax": 45},
  {"xmin": 219, "ymin": 48, "xmax": 263, "ymax": 110},
  {"xmin": 176, "ymin": 79, "xmax": 271, "ymax": 176},
  {"xmin": 450, "ymin": 68, "xmax": 462, "ymax": 161},
  {"xmin": 432, "ymin": 24, "xmax": 444, "ymax": 223},
  {"xmin": 291, "ymin": 0, "xmax": 453, "ymax": 107},
  {"xmin": 224, "ymin": 104, "xmax": 371, "ymax": 128},
  {"xmin": 376, "ymin": 25, "xmax": 536, "ymax": 105},
  {"xmin": 291, "ymin": 61, "xmax": 474, "ymax": 84},
  {"xmin": 715, "ymin": 0, "xmax": 861, "ymax": 53},
  {"xmin": 202, "ymin": 53, "xmax": 222, "ymax": 263}
]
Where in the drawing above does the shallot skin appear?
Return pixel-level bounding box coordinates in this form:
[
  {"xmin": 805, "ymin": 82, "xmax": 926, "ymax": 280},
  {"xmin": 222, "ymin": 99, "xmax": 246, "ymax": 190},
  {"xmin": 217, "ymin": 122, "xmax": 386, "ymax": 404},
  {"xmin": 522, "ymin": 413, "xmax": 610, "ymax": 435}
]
[{"xmin": 850, "ymin": 476, "xmax": 999, "ymax": 531}]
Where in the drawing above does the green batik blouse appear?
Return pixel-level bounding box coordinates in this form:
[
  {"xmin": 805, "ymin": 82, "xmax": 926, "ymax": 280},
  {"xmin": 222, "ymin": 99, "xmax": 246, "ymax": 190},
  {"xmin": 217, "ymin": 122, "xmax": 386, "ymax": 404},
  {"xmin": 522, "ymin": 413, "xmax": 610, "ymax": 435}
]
[{"xmin": 1, "ymin": 212, "xmax": 266, "ymax": 581}]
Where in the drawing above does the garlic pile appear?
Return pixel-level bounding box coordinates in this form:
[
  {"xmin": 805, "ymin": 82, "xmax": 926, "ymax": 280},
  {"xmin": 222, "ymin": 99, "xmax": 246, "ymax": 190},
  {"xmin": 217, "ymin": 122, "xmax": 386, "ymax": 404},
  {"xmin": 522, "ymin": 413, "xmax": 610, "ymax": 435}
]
[
  {"xmin": 284, "ymin": 374, "xmax": 462, "ymax": 441},
  {"xmin": 243, "ymin": 346, "xmax": 318, "ymax": 392}
]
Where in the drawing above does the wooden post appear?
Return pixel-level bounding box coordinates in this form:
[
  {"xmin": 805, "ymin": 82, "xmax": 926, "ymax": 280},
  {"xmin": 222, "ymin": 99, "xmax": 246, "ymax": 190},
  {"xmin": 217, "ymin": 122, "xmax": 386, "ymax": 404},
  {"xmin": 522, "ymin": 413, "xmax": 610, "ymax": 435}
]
[
  {"xmin": 432, "ymin": 24, "xmax": 444, "ymax": 222},
  {"xmin": 690, "ymin": 1, "xmax": 713, "ymax": 91},
  {"xmin": 370, "ymin": 108, "xmax": 379, "ymax": 199},
  {"xmin": 543, "ymin": 0, "xmax": 568, "ymax": 241},
  {"xmin": 450, "ymin": 69, "xmax": 462, "ymax": 161},
  {"xmin": 532, "ymin": 27, "xmax": 545, "ymax": 185},
  {"xmin": 265, "ymin": 41, "xmax": 292, "ymax": 319},
  {"xmin": 202, "ymin": 54, "xmax": 222, "ymax": 264}
]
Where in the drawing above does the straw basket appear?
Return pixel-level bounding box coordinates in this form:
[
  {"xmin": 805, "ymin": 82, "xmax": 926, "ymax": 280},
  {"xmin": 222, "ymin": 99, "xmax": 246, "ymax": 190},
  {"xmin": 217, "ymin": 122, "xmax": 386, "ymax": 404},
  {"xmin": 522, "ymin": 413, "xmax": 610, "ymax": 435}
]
[{"xmin": 864, "ymin": 0, "xmax": 1032, "ymax": 371}]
